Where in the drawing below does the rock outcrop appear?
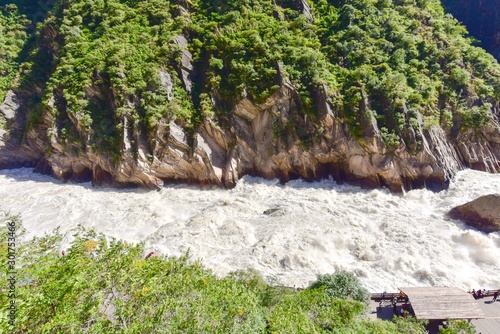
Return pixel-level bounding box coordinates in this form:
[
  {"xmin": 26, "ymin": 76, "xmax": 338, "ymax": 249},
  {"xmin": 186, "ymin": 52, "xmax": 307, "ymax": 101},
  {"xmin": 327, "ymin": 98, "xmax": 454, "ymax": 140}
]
[
  {"xmin": 0, "ymin": 90, "xmax": 46, "ymax": 168},
  {"xmin": 276, "ymin": 0, "xmax": 314, "ymax": 23},
  {"xmin": 1, "ymin": 81, "xmax": 500, "ymax": 192},
  {"xmin": 449, "ymin": 194, "xmax": 500, "ymax": 233}
]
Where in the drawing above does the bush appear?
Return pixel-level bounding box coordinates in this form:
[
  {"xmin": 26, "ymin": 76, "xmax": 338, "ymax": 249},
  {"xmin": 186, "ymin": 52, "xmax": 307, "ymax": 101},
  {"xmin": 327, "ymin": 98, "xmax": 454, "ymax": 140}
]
[
  {"xmin": 268, "ymin": 287, "xmax": 364, "ymax": 332},
  {"xmin": 308, "ymin": 271, "xmax": 371, "ymax": 308},
  {"xmin": 438, "ymin": 320, "xmax": 476, "ymax": 334}
]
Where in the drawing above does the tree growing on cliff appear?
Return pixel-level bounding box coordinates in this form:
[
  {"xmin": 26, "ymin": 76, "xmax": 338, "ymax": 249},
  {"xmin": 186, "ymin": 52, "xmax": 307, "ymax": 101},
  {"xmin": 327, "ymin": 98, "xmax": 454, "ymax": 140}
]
[
  {"xmin": 0, "ymin": 4, "xmax": 29, "ymax": 103},
  {"xmin": 3, "ymin": 0, "xmax": 499, "ymax": 147}
]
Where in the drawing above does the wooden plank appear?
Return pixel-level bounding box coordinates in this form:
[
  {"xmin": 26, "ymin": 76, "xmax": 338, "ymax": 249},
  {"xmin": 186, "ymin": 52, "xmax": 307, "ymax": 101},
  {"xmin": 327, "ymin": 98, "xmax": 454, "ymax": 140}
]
[
  {"xmin": 408, "ymin": 298, "xmax": 477, "ymax": 305},
  {"xmin": 398, "ymin": 287, "xmax": 485, "ymax": 320},
  {"xmin": 412, "ymin": 308, "xmax": 483, "ymax": 316},
  {"xmin": 411, "ymin": 301, "xmax": 483, "ymax": 311},
  {"xmin": 472, "ymin": 297, "xmax": 500, "ymax": 334},
  {"xmin": 400, "ymin": 287, "xmax": 466, "ymax": 296}
]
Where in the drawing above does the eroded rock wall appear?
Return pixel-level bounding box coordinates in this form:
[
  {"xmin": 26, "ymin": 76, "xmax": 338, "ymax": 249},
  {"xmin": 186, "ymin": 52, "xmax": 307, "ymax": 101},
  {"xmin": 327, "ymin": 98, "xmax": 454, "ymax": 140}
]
[{"xmin": 2, "ymin": 81, "xmax": 499, "ymax": 192}]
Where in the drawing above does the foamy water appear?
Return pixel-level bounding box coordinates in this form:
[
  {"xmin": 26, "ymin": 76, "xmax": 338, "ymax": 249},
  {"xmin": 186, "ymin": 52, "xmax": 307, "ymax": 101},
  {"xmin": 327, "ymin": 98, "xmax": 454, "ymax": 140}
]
[{"xmin": 0, "ymin": 168, "xmax": 499, "ymax": 292}]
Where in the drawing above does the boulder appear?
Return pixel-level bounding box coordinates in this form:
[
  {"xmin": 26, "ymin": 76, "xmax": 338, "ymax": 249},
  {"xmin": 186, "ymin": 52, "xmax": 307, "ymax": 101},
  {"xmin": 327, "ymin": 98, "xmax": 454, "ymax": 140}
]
[{"xmin": 448, "ymin": 194, "xmax": 500, "ymax": 233}]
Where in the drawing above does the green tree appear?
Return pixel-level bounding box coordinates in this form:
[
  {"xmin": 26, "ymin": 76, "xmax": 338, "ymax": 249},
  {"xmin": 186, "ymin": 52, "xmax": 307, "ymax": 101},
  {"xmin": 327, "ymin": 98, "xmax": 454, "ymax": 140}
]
[
  {"xmin": 439, "ymin": 320, "xmax": 476, "ymax": 334},
  {"xmin": 308, "ymin": 271, "xmax": 371, "ymax": 308}
]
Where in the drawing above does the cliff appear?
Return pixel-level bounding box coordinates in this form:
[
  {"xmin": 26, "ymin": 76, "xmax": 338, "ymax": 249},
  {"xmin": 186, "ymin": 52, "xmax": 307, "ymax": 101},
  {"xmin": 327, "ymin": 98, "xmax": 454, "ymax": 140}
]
[
  {"xmin": 1, "ymin": 0, "xmax": 500, "ymax": 192},
  {"xmin": 442, "ymin": 0, "xmax": 500, "ymax": 61}
]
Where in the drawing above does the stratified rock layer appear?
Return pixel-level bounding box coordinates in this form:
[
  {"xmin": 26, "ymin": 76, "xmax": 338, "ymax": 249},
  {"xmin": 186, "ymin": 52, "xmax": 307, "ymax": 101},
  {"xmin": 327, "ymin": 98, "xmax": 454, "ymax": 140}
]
[
  {"xmin": 1, "ymin": 83, "xmax": 499, "ymax": 192},
  {"xmin": 449, "ymin": 194, "xmax": 500, "ymax": 233}
]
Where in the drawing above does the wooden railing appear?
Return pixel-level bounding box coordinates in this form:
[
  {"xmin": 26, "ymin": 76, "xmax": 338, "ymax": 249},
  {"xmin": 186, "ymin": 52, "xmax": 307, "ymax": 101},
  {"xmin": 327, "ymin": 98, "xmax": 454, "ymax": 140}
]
[{"xmin": 371, "ymin": 289, "xmax": 500, "ymax": 301}]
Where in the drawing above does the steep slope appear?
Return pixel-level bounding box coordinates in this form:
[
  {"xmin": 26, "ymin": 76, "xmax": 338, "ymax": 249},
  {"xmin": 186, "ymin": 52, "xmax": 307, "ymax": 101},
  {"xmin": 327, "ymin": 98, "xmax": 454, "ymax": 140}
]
[
  {"xmin": 0, "ymin": 0, "xmax": 499, "ymax": 192},
  {"xmin": 442, "ymin": 0, "xmax": 500, "ymax": 61}
]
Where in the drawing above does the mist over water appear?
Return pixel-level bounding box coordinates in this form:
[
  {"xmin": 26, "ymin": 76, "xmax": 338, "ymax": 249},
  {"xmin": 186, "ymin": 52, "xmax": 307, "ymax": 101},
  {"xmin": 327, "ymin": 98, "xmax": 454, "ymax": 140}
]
[{"xmin": 1, "ymin": 168, "xmax": 499, "ymax": 292}]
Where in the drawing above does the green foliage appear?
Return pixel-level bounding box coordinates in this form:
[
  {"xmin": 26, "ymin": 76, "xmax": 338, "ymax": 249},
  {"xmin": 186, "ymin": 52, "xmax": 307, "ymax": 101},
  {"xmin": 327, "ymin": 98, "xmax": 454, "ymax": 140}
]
[
  {"xmin": 191, "ymin": 0, "xmax": 337, "ymax": 108},
  {"xmin": 313, "ymin": 0, "xmax": 500, "ymax": 138},
  {"xmin": 1, "ymin": 0, "xmax": 500, "ymax": 159},
  {"xmin": 392, "ymin": 315, "xmax": 429, "ymax": 334},
  {"xmin": 438, "ymin": 320, "xmax": 476, "ymax": 334},
  {"xmin": 268, "ymin": 287, "xmax": 365, "ymax": 332},
  {"xmin": 3, "ymin": 0, "xmax": 198, "ymax": 159},
  {"xmin": 44, "ymin": 0, "xmax": 193, "ymax": 128},
  {"xmin": 380, "ymin": 127, "xmax": 401, "ymax": 148},
  {"xmin": 0, "ymin": 113, "xmax": 6, "ymax": 130},
  {"xmin": 1, "ymin": 220, "xmax": 267, "ymax": 333},
  {"xmin": 308, "ymin": 271, "xmax": 371, "ymax": 308},
  {"xmin": 458, "ymin": 103, "xmax": 492, "ymax": 129},
  {"xmin": 230, "ymin": 268, "xmax": 291, "ymax": 308},
  {"xmin": 0, "ymin": 4, "xmax": 29, "ymax": 102},
  {"xmin": 0, "ymin": 214, "xmax": 429, "ymax": 333}
]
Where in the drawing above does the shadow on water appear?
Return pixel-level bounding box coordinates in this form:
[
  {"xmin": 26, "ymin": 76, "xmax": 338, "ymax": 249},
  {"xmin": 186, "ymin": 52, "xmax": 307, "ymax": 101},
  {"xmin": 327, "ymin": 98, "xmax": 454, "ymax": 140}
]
[
  {"xmin": 0, "ymin": 163, "xmax": 375, "ymax": 194},
  {"xmin": 0, "ymin": 167, "xmax": 228, "ymax": 193},
  {"xmin": 0, "ymin": 168, "xmax": 152, "ymax": 195}
]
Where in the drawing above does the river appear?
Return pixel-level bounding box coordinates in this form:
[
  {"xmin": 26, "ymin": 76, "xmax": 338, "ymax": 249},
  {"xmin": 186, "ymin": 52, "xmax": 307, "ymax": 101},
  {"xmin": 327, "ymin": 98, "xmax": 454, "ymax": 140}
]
[{"xmin": 1, "ymin": 168, "xmax": 499, "ymax": 292}]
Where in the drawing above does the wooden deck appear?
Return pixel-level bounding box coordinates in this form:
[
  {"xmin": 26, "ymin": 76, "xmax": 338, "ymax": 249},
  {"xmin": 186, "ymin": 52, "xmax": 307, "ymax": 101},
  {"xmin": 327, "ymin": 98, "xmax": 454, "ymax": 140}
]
[
  {"xmin": 472, "ymin": 298, "xmax": 500, "ymax": 334},
  {"xmin": 370, "ymin": 292, "xmax": 400, "ymax": 301},
  {"xmin": 369, "ymin": 292, "xmax": 500, "ymax": 334},
  {"xmin": 399, "ymin": 287, "xmax": 485, "ymax": 320}
]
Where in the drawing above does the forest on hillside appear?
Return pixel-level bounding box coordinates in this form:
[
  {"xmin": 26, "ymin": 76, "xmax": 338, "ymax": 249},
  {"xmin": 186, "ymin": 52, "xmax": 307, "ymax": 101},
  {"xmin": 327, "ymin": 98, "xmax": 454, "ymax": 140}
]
[{"xmin": 1, "ymin": 0, "xmax": 499, "ymax": 154}]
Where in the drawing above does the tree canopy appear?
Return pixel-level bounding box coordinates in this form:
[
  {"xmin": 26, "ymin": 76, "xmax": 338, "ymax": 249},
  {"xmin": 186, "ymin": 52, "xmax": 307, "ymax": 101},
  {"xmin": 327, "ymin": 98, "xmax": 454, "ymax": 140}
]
[{"xmin": 0, "ymin": 0, "xmax": 498, "ymax": 152}]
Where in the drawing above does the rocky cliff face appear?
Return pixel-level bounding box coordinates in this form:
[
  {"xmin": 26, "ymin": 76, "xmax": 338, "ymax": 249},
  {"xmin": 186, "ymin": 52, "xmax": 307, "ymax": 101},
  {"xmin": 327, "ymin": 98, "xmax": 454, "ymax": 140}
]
[
  {"xmin": 442, "ymin": 0, "xmax": 500, "ymax": 61},
  {"xmin": 2, "ymin": 80, "xmax": 499, "ymax": 192}
]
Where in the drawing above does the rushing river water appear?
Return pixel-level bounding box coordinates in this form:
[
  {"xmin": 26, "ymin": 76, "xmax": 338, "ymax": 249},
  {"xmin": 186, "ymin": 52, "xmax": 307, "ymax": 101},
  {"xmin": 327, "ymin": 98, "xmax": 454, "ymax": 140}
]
[{"xmin": 1, "ymin": 168, "xmax": 499, "ymax": 292}]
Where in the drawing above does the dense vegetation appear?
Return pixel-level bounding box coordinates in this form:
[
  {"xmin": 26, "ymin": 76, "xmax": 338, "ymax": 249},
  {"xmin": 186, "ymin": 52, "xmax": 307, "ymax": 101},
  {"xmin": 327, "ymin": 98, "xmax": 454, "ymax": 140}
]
[
  {"xmin": 1, "ymin": 214, "xmax": 476, "ymax": 333},
  {"xmin": 0, "ymin": 4, "xmax": 28, "ymax": 104},
  {"xmin": 0, "ymin": 0, "xmax": 499, "ymax": 156}
]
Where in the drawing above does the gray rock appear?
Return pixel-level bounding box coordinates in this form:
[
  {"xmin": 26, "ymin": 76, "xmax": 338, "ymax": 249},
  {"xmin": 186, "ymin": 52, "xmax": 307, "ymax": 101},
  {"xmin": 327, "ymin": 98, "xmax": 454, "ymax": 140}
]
[
  {"xmin": 276, "ymin": 0, "xmax": 314, "ymax": 23},
  {"xmin": 174, "ymin": 35, "xmax": 193, "ymax": 93},
  {"xmin": 449, "ymin": 194, "xmax": 500, "ymax": 233},
  {"xmin": 0, "ymin": 90, "xmax": 19, "ymax": 120},
  {"xmin": 301, "ymin": 0, "xmax": 314, "ymax": 23},
  {"xmin": 159, "ymin": 69, "xmax": 174, "ymax": 101},
  {"xmin": 1, "ymin": 79, "xmax": 500, "ymax": 193}
]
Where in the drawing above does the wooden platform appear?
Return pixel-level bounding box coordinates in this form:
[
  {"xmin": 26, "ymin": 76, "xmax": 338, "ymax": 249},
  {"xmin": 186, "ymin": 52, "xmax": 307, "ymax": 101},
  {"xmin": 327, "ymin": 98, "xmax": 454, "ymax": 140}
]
[
  {"xmin": 399, "ymin": 287, "xmax": 485, "ymax": 321},
  {"xmin": 472, "ymin": 298, "xmax": 500, "ymax": 334},
  {"xmin": 370, "ymin": 289, "xmax": 500, "ymax": 334}
]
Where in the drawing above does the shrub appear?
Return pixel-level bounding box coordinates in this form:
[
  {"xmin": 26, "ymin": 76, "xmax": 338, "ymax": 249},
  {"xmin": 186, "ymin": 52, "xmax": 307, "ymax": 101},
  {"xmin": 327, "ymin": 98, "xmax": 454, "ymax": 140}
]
[{"xmin": 308, "ymin": 271, "xmax": 371, "ymax": 308}]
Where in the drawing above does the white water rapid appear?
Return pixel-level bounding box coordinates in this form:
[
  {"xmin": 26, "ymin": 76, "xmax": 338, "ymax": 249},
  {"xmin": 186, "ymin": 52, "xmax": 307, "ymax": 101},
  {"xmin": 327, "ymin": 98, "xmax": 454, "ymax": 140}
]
[{"xmin": 1, "ymin": 168, "xmax": 499, "ymax": 292}]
